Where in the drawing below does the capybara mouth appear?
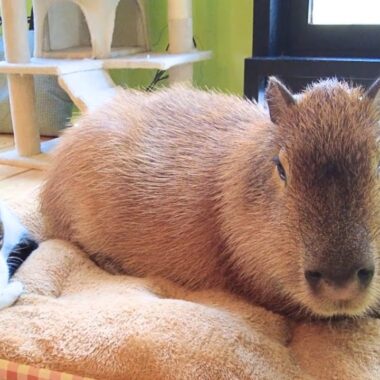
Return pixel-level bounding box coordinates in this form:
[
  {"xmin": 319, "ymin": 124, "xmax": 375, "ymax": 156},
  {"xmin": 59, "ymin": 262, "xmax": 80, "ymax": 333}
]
[{"xmin": 304, "ymin": 290, "xmax": 376, "ymax": 318}]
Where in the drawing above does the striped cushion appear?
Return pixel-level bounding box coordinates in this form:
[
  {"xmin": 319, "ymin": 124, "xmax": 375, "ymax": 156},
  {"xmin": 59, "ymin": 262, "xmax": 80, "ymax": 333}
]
[{"xmin": 0, "ymin": 359, "xmax": 95, "ymax": 380}]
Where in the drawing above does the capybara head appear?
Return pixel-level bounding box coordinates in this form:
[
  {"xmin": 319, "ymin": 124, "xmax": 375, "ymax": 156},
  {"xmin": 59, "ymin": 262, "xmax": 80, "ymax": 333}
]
[{"xmin": 259, "ymin": 77, "xmax": 380, "ymax": 318}]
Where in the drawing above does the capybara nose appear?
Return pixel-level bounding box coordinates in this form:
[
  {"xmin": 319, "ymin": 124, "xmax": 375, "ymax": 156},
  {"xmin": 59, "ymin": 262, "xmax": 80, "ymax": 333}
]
[{"xmin": 305, "ymin": 265, "xmax": 375, "ymax": 290}]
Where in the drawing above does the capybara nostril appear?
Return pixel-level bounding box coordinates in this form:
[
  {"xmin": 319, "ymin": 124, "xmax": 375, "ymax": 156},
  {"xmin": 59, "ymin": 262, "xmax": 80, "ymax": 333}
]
[
  {"xmin": 305, "ymin": 270, "xmax": 323, "ymax": 289},
  {"xmin": 357, "ymin": 267, "xmax": 375, "ymax": 288}
]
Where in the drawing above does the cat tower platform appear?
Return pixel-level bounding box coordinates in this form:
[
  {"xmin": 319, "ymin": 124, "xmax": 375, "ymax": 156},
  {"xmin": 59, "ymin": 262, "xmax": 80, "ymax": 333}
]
[{"xmin": 0, "ymin": 0, "xmax": 211, "ymax": 170}]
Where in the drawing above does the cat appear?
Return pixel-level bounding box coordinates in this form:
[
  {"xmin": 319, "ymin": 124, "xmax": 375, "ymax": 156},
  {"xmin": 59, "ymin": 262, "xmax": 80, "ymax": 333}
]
[{"xmin": 0, "ymin": 203, "xmax": 37, "ymax": 310}]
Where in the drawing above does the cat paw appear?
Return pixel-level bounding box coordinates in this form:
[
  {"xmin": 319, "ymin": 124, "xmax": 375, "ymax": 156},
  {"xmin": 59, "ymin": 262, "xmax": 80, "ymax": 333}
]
[{"xmin": 0, "ymin": 281, "xmax": 23, "ymax": 310}]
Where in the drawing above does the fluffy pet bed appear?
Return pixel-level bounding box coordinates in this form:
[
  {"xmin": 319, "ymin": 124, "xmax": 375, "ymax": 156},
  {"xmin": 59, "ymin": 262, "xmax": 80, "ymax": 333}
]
[{"xmin": 0, "ymin": 197, "xmax": 379, "ymax": 380}]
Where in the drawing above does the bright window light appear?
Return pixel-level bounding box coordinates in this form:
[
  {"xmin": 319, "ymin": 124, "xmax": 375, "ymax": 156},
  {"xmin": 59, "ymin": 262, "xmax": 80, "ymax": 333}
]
[{"xmin": 310, "ymin": 0, "xmax": 380, "ymax": 25}]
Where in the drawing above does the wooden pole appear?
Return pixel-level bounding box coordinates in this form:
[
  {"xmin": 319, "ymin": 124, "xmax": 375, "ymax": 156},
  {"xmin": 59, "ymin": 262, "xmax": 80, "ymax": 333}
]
[
  {"xmin": 167, "ymin": 0, "xmax": 193, "ymax": 83},
  {"xmin": 0, "ymin": 0, "xmax": 40, "ymax": 156}
]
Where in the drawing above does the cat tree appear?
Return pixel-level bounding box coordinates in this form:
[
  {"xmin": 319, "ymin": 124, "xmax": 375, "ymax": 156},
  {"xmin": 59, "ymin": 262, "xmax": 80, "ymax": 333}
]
[{"xmin": 0, "ymin": 0, "xmax": 211, "ymax": 169}]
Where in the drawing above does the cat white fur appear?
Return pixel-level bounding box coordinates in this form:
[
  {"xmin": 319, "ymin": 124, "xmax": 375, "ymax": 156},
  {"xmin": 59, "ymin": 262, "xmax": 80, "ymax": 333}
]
[{"xmin": 0, "ymin": 203, "xmax": 24, "ymax": 309}]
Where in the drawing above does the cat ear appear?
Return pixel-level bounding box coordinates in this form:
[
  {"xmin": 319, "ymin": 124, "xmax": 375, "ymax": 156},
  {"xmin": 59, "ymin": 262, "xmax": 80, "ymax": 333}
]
[
  {"xmin": 265, "ymin": 77, "xmax": 296, "ymax": 124},
  {"xmin": 364, "ymin": 77, "xmax": 380, "ymax": 100}
]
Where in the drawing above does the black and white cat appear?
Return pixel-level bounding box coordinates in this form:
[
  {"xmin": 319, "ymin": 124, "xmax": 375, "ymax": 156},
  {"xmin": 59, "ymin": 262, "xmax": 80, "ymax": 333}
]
[{"xmin": 0, "ymin": 203, "xmax": 37, "ymax": 309}]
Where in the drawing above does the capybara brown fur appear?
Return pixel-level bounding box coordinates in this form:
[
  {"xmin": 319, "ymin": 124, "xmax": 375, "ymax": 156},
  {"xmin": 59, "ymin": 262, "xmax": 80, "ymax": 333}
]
[{"xmin": 40, "ymin": 78, "xmax": 380, "ymax": 319}]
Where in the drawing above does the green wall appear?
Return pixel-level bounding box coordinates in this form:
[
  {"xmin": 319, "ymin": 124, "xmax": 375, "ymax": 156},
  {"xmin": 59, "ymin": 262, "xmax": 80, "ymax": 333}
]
[
  {"xmin": 193, "ymin": 0, "xmax": 253, "ymax": 94},
  {"xmin": 112, "ymin": 0, "xmax": 253, "ymax": 95}
]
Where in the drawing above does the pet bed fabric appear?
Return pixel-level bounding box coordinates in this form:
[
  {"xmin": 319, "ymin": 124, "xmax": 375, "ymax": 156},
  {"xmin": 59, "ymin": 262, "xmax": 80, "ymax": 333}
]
[{"xmin": 0, "ymin": 198, "xmax": 379, "ymax": 379}]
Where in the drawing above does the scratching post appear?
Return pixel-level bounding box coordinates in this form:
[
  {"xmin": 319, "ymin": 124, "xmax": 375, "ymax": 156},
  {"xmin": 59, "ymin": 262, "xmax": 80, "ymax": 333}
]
[
  {"xmin": 79, "ymin": 0, "xmax": 119, "ymax": 58},
  {"xmin": 0, "ymin": 0, "xmax": 211, "ymax": 168},
  {"xmin": 32, "ymin": 0, "xmax": 149, "ymax": 59},
  {"xmin": 168, "ymin": 0, "xmax": 193, "ymax": 83},
  {"xmin": 0, "ymin": 0, "xmax": 40, "ymax": 156}
]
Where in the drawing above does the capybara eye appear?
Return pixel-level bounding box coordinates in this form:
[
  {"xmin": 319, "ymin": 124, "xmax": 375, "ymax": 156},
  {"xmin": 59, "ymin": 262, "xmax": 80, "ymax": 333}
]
[{"xmin": 273, "ymin": 156, "xmax": 287, "ymax": 182}]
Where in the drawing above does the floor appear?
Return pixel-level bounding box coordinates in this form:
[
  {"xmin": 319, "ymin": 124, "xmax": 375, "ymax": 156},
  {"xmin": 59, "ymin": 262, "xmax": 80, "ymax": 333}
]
[{"xmin": 0, "ymin": 135, "xmax": 45, "ymax": 205}]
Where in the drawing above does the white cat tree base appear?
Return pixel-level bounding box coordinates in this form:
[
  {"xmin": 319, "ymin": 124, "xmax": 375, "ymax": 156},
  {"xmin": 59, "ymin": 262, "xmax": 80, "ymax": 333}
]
[{"xmin": 0, "ymin": 0, "xmax": 211, "ymax": 170}]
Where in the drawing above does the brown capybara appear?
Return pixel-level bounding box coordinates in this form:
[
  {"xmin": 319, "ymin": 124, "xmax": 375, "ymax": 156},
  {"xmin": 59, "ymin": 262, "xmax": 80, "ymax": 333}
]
[{"xmin": 40, "ymin": 78, "xmax": 380, "ymax": 319}]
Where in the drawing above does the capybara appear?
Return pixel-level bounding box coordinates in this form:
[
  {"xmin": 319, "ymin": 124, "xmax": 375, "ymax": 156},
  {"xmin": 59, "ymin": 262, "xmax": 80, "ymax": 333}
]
[{"xmin": 40, "ymin": 78, "xmax": 380, "ymax": 319}]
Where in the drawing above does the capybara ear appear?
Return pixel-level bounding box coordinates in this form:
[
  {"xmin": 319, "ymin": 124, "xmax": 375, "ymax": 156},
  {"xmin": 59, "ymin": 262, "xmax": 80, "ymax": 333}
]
[
  {"xmin": 364, "ymin": 77, "xmax": 380, "ymax": 100},
  {"xmin": 265, "ymin": 77, "xmax": 296, "ymax": 124}
]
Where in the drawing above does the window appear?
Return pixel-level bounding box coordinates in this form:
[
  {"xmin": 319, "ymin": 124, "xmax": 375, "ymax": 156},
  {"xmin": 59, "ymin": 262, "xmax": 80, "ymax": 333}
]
[
  {"xmin": 310, "ymin": 0, "xmax": 380, "ymax": 25},
  {"xmin": 244, "ymin": 0, "xmax": 380, "ymax": 101}
]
